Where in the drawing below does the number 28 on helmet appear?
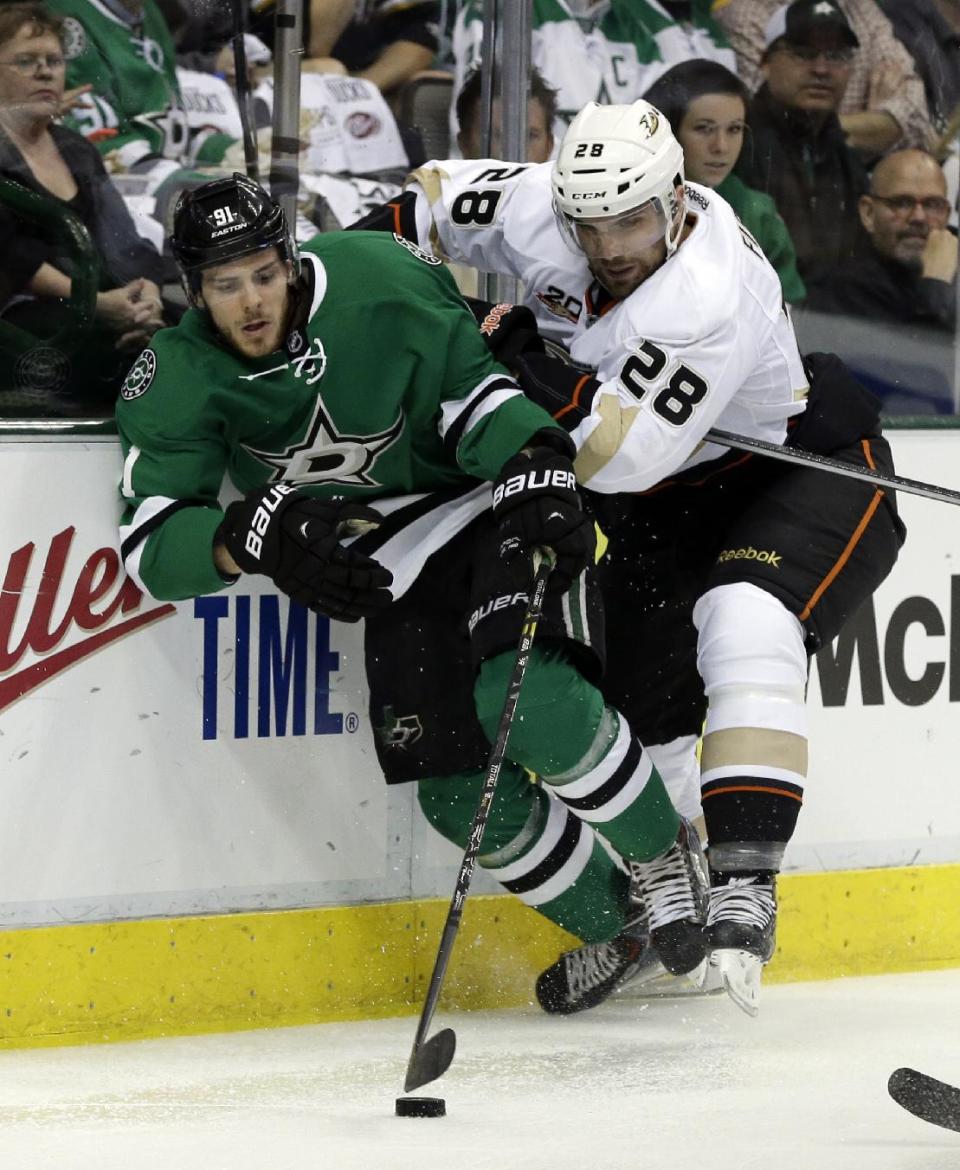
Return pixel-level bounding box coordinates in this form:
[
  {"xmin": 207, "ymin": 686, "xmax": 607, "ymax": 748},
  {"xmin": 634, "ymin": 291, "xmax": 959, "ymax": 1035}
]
[{"xmin": 551, "ymin": 100, "xmax": 686, "ymax": 257}]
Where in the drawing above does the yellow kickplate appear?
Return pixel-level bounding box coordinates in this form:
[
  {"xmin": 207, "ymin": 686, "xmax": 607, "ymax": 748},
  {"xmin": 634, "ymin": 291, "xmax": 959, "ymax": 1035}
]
[{"xmin": 1, "ymin": 864, "xmax": 958, "ymax": 1048}]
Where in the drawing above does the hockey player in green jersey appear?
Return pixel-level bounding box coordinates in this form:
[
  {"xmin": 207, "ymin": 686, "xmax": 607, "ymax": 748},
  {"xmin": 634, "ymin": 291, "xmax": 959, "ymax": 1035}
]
[
  {"xmin": 116, "ymin": 172, "xmax": 710, "ymax": 990},
  {"xmin": 49, "ymin": 0, "xmax": 232, "ymax": 170}
]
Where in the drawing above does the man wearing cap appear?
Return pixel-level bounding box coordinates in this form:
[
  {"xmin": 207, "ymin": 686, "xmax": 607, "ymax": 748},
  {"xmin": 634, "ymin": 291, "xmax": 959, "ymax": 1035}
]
[
  {"xmin": 735, "ymin": 0, "xmax": 869, "ymax": 283},
  {"xmin": 714, "ymin": 0, "xmax": 931, "ymax": 154}
]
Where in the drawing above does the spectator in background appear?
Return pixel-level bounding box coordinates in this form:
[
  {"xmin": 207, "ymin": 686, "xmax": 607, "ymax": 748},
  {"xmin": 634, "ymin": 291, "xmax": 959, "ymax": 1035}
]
[
  {"xmin": 0, "ymin": 2, "xmax": 164, "ymax": 411},
  {"xmin": 643, "ymin": 58, "xmax": 806, "ymax": 301},
  {"xmin": 877, "ymin": 0, "xmax": 960, "ymax": 136},
  {"xmin": 806, "ymin": 149, "xmax": 957, "ymax": 330},
  {"xmin": 250, "ymin": 0, "xmax": 440, "ymax": 99},
  {"xmin": 451, "ymin": 0, "xmax": 736, "ymax": 148},
  {"xmin": 713, "ymin": 0, "xmax": 932, "ymax": 155},
  {"xmin": 48, "ymin": 0, "xmax": 234, "ymax": 173},
  {"xmin": 735, "ymin": 0, "xmax": 868, "ymax": 284},
  {"xmin": 157, "ymin": 0, "xmax": 271, "ymax": 86},
  {"xmin": 455, "ymin": 65, "xmax": 558, "ymax": 163}
]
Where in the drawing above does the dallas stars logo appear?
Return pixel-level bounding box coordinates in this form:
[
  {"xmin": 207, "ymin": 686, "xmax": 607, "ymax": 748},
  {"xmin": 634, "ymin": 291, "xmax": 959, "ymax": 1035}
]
[
  {"xmin": 244, "ymin": 396, "xmax": 405, "ymax": 487},
  {"xmin": 375, "ymin": 706, "xmax": 423, "ymax": 749}
]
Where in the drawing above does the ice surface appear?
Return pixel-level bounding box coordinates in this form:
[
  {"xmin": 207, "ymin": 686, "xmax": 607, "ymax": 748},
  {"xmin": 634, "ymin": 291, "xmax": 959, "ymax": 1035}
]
[{"xmin": 0, "ymin": 970, "xmax": 957, "ymax": 1170}]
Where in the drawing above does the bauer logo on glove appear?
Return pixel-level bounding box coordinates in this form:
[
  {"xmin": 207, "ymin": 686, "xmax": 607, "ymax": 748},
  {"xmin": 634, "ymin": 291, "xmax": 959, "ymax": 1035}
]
[
  {"xmin": 491, "ymin": 433, "xmax": 596, "ymax": 591},
  {"xmin": 217, "ymin": 485, "xmax": 394, "ymax": 622},
  {"xmin": 244, "ymin": 483, "xmax": 296, "ymax": 560},
  {"xmin": 492, "ymin": 467, "xmax": 578, "ymax": 508}
]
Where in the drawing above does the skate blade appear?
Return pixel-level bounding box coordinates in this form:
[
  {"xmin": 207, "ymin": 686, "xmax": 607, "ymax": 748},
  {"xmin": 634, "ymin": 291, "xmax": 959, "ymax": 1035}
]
[
  {"xmin": 711, "ymin": 949, "xmax": 762, "ymax": 1017},
  {"xmin": 615, "ymin": 957, "xmax": 715, "ymax": 1001}
]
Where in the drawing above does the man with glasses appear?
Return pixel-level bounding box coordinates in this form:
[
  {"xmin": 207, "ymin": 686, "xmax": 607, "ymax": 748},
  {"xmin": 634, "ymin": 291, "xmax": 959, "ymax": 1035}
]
[
  {"xmin": 807, "ymin": 149, "xmax": 956, "ymax": 331},
  {"xmin": 735, "ymin": 0, "xmax": 869, "ymax": 284},
  {"xmin": 715, "ymin": 0, "xmax": 931, "ymax": 154}
]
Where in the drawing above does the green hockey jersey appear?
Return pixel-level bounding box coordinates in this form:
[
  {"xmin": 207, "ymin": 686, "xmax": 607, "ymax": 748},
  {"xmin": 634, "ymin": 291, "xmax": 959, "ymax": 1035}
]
[
  {"xmin": 452, "ymin": 0, "xmax": 734, "ymax": 131},
  {"xmin": 117, "ymin": 230, "xmax": 560, "ymax": 602},
  {"xmin": 51, "ymin": 0, "xmax": 231, "ymax": 169}
]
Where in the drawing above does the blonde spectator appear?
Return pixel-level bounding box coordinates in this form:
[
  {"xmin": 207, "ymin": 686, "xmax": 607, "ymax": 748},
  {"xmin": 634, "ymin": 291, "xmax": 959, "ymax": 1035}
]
[{"xmin": 0, "ymin": 2, "xmax": 164, "ymax": 411}]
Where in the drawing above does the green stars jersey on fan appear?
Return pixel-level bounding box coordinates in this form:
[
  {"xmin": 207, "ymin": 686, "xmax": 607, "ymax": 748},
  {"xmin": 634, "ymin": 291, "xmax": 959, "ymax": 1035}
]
[
  {"xmin": 116, "ymin": 231, "xmax": 560, "ymax": 603},
  {"xmin": 50, "ymin": 0, "xmax": 232, "ymax": 169},
  {"xmin": 451, "ymin": 0, "xmax": 735, "ymax": 132}
]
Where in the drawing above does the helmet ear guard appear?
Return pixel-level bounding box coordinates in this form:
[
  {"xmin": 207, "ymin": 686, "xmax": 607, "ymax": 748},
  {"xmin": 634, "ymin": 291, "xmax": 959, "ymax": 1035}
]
[
  {"xmin": 170, "ymin": 173, "xmax": 300, "ymax": 307},
  {"xmin": 551, "ymin": 99, "xmax": 686, "ymax": 256}
]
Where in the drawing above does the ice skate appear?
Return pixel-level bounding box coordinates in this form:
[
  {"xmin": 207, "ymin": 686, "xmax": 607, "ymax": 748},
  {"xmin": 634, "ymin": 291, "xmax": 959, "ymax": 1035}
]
[
  {"xmin": 627, "ymin": 819, "xmax": 709, "ymax": 978},
  {"xmin": 536, "ymin": 914, "xmax": 658, "ymax": 1014},
  {"xmin": 705, "ymin": 876, "xmax": 777, "ymax": 1017}
]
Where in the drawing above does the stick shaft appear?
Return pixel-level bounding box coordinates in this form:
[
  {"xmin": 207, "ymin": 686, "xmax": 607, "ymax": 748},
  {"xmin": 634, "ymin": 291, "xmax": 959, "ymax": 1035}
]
[
  {"xmin": 405, "ymin": 555, "xmax": 553, "ymax": 1069},
  {"xmin": 708, "ymin": 428, "xmax": 960, "ymax": 507}
]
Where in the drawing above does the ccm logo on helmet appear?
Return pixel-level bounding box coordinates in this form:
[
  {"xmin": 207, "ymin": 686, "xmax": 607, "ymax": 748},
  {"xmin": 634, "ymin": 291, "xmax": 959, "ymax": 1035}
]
[
  {"xmin": 571, "ymin": 192, "xmax": 606, "ymax": 200},
  {"xmin": 493, "ymin": 468, "xmax": 577, "ymax": 507},
  {"xmin": 244, "ymin": 483, "xmax": 295, "ymax": 559}
]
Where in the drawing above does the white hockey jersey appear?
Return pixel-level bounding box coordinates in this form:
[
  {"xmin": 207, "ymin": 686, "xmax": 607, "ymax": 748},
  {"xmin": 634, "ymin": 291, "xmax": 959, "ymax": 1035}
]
[{"xmin": 407, "ymin": 161, "xmax": 808, "ymax": 493}]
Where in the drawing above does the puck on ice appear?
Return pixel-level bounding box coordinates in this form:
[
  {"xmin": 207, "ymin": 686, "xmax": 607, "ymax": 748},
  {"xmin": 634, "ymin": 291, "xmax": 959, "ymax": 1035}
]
[{"xmin": 395, "ymin": 1096, "xmax": 446, "ymax": 1118}]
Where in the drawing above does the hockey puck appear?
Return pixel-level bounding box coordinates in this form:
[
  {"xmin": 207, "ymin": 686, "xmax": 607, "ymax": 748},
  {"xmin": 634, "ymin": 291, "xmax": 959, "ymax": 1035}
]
[{"xmin": 395, "ymin": 1096, "xmax": 446, "ymax": 1118}]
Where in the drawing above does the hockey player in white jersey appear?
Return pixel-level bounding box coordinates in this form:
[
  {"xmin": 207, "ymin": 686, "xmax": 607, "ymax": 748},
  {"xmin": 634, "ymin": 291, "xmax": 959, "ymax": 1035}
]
[{"xmin": 370, "ymin": 100, "xmax": 904, "ymax": 1015}]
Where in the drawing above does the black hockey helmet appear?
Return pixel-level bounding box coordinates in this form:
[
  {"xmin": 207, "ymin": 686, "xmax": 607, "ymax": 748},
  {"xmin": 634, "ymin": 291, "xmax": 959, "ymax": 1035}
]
[{"xmin": 170, "ymin": 172, "xmax": 299, "ymax": 304}]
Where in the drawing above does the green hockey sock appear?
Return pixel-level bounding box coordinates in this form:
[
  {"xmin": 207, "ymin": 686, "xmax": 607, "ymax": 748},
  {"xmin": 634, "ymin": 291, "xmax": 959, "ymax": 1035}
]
[{"xmin": 417, "ymin": 766, "xmax": 629, "ymax": 943}]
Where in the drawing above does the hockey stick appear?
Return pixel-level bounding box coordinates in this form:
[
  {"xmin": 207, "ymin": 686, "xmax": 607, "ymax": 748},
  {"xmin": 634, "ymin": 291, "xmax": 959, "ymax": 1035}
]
[
  {"xmin": 888, "ymin": 1067, "xmax": 960, "ymax": 1133},
  {"xmin": 403, "ymin": 551, "xmax": 554, "ymax": 1093},
  {"xmin": 230, "ymin": 0, "xmax": 260, "ymax": 181},
  {"xmin": 533, "ymin": 340, "xmax": 960, "ymax": 508},
  {"xmin": 707, "ymin": 428, "xmax": 960, "ymax": 508}
]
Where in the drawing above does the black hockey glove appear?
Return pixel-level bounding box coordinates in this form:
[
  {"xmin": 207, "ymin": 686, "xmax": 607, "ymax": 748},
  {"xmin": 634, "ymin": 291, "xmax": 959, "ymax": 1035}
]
[
  {"xmin": 465, "ymin": 297, "xmax": 546, "ymax": 369},
  {"xmin": 491, "ymin": 432, "xmax": 595, "ymax": 591},
  {"xmin": 217, "ymin": 484, "xmax": 393, "ymax": 623}
]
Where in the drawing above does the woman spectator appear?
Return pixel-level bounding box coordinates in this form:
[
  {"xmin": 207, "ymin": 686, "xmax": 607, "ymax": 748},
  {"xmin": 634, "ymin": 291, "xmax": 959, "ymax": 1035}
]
[
  {"xmin": 644, "ymin": 58, "xmax": 806, "ymax": 302},
  {"xmin": 0, "ymin": 2, "xmax": 165, "ymax": 413}
]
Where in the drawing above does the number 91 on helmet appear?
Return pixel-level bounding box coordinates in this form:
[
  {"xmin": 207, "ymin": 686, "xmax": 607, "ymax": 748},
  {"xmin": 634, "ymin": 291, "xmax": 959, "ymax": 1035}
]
[
  {"xmin": 170, "ymin": 172, "xmax": 300, "ymax": 308},
  {"xmin": 551, "ymin": 100, "xmax": 686, "ymax": 274}
]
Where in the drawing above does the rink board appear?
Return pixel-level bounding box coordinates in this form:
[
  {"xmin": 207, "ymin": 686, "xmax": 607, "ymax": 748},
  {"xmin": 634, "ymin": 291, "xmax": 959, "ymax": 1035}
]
[
  {"xmin": 2, "ymin": 863, "xmax": 960, "ymax": 1049},
  {"xmin": 0, "ymin": 427, "xmax": 958, "ymax": 1045}
]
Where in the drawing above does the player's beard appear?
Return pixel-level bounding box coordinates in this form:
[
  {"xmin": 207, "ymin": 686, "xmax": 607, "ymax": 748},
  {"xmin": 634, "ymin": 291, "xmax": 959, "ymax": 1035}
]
[
  {"xmin": 590, "ymin": 251, "xmax": 664, "ymax": 298},
  {"xmin": 228, "ymin": 315, "xmax": 286, "ymax": 358},
  {"xmin": 218, "ymin": 279, "xmax": 301, "ymax": 358}
]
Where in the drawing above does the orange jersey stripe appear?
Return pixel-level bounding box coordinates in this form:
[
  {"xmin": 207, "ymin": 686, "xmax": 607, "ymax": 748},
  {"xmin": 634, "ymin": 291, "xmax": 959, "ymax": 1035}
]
[
  {"xmin": 641, "ymin": 451, "xmax": 753, "ymax": 496},
  {"xmin": 702, "ymin": 784, "xmax": 804, "ymax": 802},
  {"xmin": 553, "ymin": 373, "xmax": 593, "ymax": 422},
  {"xmin": 799, "ymin": 440, "xmax": 884, "ymax": 622}
]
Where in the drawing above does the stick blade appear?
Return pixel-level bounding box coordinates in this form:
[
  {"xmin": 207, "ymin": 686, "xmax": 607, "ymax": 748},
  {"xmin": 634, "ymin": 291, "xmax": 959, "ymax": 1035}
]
[
  {"xmin": 889, "ymin": 1067, "xmax": 960, "ymax": 1133},
  {"xmin": 404, "ymin": 1028, "xmax": 457, "ymax": 1094}
]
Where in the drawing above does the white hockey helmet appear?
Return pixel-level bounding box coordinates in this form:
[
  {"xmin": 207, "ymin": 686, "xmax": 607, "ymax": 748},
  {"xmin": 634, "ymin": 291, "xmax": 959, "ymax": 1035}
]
[{"xmin": 551, "ymin": 100, "xmax": 686, "ymax": 255}]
